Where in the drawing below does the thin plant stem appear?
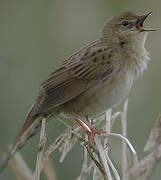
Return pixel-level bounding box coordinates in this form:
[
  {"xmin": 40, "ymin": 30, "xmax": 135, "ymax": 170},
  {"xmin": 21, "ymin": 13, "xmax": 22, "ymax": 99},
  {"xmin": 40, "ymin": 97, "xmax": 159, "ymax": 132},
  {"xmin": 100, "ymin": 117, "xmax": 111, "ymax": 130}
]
[
  {"xmin": 103, "ymin": 133, "xmax": 138, "ymax": 164},
  {"xmin": 8, "ymin": 153, "xmax": 33, "ymax": 180},
  {"xmin": 77, "ymin": 135, "xmax": 88, "ymax": 180},
  {"xmin": 34, "ymin": 118, "xmax": 47, "ymax": 180},
  {"xmin": 121, "ymin": 99, "xmax": 128, "ymax": 180},
  {"xmin": 43, "ymin": 158, "xmax": 58, "ymax": 180},
  {"xmin": 105, "ymin": 153, "xmax": 121, "ymax": 180},
  {"xmin": 94, "ymin": 135, "xmax": 112, "ymax": 180}
]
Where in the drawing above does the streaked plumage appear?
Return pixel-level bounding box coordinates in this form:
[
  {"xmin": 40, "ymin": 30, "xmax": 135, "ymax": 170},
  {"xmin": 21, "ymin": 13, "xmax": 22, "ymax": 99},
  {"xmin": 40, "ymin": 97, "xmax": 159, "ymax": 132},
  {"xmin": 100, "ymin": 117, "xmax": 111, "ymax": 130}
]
[{"xmin": 0, "ymin": 11, "xmax": 154, "ymax": 172}]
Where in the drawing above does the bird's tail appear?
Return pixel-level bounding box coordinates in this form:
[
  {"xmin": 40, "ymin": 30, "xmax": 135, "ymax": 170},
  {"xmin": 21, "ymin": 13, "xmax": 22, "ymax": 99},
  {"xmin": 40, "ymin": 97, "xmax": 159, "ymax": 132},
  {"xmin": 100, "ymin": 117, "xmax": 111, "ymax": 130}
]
[{"xmin": 0, "ymin": 105, "xmax": 44, "ymax": 173}]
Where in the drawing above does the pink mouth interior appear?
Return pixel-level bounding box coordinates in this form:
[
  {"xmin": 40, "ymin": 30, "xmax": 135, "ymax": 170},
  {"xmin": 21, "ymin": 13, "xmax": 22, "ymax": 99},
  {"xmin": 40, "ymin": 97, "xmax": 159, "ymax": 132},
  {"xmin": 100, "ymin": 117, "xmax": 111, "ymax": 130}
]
[{"xmin": 135, "ymin": 22, "xmax": 143, "ymax": 30}]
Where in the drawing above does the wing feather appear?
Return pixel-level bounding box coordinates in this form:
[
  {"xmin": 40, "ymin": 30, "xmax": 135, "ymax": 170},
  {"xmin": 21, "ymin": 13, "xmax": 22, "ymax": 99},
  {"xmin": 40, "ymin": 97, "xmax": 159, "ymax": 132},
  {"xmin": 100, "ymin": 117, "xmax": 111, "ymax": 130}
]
[{"xmin": 31, "ymin": 40, "xmax": 118, "ymax": 116}]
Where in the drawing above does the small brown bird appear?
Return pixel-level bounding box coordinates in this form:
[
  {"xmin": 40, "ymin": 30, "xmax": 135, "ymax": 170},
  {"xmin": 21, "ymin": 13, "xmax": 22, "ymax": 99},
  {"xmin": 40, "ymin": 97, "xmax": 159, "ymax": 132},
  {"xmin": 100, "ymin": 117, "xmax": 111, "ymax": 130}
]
[{"xmin": 0, "ymin": 11, "xmax": 155, "ymax": 172}]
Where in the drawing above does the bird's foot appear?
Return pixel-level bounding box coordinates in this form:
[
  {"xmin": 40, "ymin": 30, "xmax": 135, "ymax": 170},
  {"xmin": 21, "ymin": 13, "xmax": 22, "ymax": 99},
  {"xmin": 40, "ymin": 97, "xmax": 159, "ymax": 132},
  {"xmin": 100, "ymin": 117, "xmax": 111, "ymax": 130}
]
[{"xmin": 74, "ymin": 113, "xmax": 106, "ymax": 144}]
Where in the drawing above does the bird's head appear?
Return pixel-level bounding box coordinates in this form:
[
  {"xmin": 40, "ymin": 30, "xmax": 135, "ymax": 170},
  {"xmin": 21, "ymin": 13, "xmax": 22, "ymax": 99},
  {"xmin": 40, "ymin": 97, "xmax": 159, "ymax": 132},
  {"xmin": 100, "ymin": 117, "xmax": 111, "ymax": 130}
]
[{"xmin": 102, "ymin": 11, "xmax": 155, "ymax": 42}]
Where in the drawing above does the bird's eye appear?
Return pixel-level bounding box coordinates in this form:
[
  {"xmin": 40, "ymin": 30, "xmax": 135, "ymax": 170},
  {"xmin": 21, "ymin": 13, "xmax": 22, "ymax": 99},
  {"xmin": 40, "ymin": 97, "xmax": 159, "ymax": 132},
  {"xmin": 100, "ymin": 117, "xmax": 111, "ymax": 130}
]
[{"xmin": 122, "ymin": 20, "xmax": 129, "ymax": 26}]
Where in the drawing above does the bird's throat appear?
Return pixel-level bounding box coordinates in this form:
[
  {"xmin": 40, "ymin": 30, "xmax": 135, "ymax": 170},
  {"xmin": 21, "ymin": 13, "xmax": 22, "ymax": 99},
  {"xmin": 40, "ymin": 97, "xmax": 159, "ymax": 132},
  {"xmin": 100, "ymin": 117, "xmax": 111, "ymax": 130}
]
[{"xmin": 120, "ymin": 32, "xmax": 150, "ymax": 77}]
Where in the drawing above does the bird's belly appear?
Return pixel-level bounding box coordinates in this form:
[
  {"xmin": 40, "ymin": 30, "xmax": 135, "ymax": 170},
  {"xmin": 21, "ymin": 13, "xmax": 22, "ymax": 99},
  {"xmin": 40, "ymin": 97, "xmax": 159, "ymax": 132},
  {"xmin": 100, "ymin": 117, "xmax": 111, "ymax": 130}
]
[{"xmin": 64, "ymin": 72, "xmax": 134, "ymax": 117}]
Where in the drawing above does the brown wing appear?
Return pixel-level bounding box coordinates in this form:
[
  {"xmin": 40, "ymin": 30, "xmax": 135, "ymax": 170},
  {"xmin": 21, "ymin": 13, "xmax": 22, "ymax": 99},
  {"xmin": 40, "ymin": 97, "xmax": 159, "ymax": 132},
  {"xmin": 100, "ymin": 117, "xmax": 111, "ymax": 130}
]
[
  {"xmin": 30, "ymin": 40, "xmax": 117, "ymax": 116},
  {"xmin": 36, "ymin": 68, "xmax": 94, "ymax": 114}
]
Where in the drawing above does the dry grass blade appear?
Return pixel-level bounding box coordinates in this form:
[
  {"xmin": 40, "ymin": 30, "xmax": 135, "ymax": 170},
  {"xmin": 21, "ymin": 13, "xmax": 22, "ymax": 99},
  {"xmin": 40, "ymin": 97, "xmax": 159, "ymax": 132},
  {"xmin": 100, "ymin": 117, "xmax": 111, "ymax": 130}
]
[
  {"xmin": 105, "ymin": 108, "xmax": 112, "ymax": 133},
  {"xmin": 43, "ymin": 158, "xmax": 58, "ymax": 180},
  {"xmin": 8, "ymin": 153, "xmax": 33, "ymax": 180},
  {"xmin": 111, "ymin": 111, "xmax": 121, "ymax": 127},
  {"xmin": 105, "ymin": 153, "xmax": 120, "ymax": 180},
  {"xmin": 77, "ymin": 135, "xmax": 88, "ymax": 180},
  {"xmin": 129, "ymin": 115, "xmax": 161, "ymax": 179},
  {"xmin": 34, "ymin": 118, "xmax": 47, "ymax": 180},
  {"xmin": 59, "ymin": 130, "xmax": 78, "ymax": 162},
  {"xmin": 103, "ymin": 133, "xmax": 138, "ymax": 164},
  {"xmin": 121, "ymin": 99, "xmax": 128, "ymax": 180},
  {"xmin": 93, "ymin": 164, "xmax": 104, "ymax": 180},
  {"xmin": 45, "ymin": 134, "xmax": 65, "ymax": 158},
  {"xmin": 8, "ymin": 99, "xmax": 161, "ymax": 180},
  {"xmin": 144, "ymin": 115, "xmax": 161, "ymax": 152},
  {"xmin": 94, "ymin": 135, "xmax": 112, "ymax": 180},
  {"xmin": 85, "ymin": 145, "xmax": 105, "ymax": 175},
  {"xmin": 129, "ymin": 144, "xmax": 161, "ymax": 180}
]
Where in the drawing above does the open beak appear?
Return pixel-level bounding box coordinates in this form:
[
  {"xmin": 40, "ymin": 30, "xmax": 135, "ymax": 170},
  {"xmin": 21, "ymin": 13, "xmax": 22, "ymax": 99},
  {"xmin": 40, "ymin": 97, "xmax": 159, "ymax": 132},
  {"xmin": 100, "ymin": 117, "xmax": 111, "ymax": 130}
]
[{"xmin": 135, "ymin": 12, "xmax": 156, "ymax": 32}]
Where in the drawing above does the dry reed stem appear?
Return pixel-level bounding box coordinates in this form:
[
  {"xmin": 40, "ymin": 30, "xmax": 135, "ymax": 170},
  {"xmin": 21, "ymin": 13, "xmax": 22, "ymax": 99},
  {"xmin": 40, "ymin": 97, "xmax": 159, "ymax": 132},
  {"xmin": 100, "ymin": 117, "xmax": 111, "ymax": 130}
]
[
  {"xmin": 129, "ymin": 115, "xmax": 161, "ymax": 180},
  {"xmin": 121, "ymin": 99, "xmax": 128, "ymax": 180},
  {"xmin": 129, "ymin": 143, "xmax": 161, "ymax": 179},
  {"xmin": 8, "ymin": 100, "xmax": 161, "ymax": 180},
  {"xmin": 77, "ymin": 135, "xmax": 88, "ymax": 180},
  {"xmin": 105, "ymin": 153, "xmax": 120, "ymax": 180},
  {"xmin": 34, "ymin": 118, "xmax": 47, "ymax": 180},
  {"xmin": 94, "ymin": 135, "xmax": 112, "ymax": 180},
  {"xmin": 8, "ymin": 153, "xmax": 33, "ymax": 180},
  {"xmin": 43, "ymin": 158, "xmax": 58, "ymax": 180}
]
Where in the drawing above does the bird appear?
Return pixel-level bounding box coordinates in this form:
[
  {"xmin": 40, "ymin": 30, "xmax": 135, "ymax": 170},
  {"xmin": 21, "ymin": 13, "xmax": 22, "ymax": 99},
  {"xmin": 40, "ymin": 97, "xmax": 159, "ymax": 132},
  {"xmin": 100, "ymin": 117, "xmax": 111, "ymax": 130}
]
[{"xmin": 0, "ymin": 11, "xmax": 155, "ymax": 172}]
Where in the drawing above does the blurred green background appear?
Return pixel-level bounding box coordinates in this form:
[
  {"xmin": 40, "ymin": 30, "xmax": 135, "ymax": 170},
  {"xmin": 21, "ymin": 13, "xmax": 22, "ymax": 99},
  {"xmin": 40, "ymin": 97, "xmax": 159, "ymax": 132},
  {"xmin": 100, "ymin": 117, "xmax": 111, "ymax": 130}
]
[{"xmin": 0, "ymin": 0, "xmax": 161, "ymax": 179}]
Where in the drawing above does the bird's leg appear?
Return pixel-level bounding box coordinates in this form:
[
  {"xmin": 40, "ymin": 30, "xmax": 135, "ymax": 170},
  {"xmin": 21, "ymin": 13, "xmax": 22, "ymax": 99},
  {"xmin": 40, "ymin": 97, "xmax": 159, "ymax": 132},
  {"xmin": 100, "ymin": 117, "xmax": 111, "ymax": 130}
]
[{"xmin": 73, "ymin": 112, "xmax": 106, "ymax": 143}]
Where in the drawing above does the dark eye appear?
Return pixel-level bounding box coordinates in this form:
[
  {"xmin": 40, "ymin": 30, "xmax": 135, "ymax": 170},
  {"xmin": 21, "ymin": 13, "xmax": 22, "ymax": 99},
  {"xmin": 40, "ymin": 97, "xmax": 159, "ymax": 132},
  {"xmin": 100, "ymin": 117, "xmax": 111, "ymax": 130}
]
[{"xmin": 122, "ymin": 20, "xmax": 129, "ymax": 26}]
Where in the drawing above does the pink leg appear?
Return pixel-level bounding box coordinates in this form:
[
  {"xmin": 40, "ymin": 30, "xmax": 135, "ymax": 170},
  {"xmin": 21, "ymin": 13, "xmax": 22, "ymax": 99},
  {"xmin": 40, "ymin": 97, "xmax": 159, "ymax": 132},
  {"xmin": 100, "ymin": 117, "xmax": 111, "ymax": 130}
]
[{"xmin": 74, "ymin": 112, "xmax": 106, "ymax": 143}]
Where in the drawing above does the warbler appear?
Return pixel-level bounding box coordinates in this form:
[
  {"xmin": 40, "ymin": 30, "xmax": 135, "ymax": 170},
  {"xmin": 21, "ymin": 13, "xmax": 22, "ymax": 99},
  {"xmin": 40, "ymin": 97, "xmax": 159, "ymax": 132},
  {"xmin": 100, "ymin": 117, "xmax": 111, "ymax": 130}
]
[{"xmin": 0, "ymin": 11, "xmax": 155, "ymax": 172}]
